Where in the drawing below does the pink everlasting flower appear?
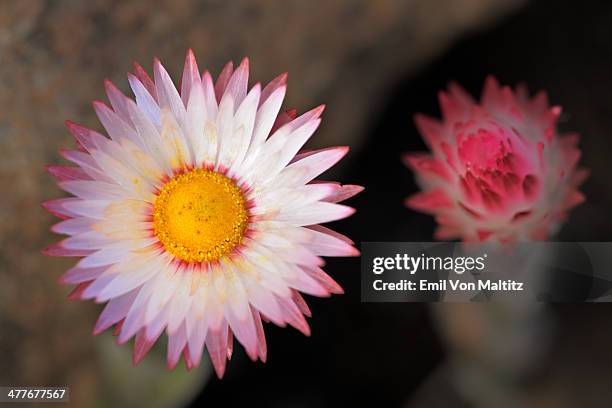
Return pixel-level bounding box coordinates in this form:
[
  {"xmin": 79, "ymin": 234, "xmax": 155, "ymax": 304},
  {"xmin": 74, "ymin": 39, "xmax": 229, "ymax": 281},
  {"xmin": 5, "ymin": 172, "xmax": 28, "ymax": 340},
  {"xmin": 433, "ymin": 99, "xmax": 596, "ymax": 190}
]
[
  {"xmin": 404, "ymin": 77, "xmax": 587, "ymax": 242},
  {"xmin": 43, "ymin": 50, "xmax": 362, "ymax": 377}
]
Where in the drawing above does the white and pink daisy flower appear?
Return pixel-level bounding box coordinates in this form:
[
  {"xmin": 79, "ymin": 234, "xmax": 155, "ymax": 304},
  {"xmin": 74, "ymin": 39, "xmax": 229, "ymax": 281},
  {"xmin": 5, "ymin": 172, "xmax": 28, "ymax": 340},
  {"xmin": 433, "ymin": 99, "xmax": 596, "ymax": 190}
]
[
  {"xmin": 405, "ymin": 77, "xmax": 587, "ymax": 242},
  {"xmin": 43, "ymin": 50, "xmax": 362, "ymax": 377}
]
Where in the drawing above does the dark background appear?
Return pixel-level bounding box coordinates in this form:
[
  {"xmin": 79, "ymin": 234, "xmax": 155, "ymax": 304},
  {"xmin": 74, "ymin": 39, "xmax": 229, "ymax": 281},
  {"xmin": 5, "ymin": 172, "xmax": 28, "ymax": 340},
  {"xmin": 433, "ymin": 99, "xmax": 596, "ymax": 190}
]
[{"xmin": 196, "ymin": 1, "xmax": 612, "ymax": 406}]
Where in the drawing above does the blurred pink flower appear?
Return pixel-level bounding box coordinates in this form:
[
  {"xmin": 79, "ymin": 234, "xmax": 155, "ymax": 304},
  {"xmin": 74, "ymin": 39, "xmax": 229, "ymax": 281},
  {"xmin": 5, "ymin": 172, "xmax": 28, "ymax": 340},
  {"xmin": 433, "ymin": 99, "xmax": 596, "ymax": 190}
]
[
  {"xmin": 404, "ymin": 76, "xmax": 587, "ymax": 242},
  {"xmin": 43, "ymin": 50, "xmax": 361, "ymax": 377}
]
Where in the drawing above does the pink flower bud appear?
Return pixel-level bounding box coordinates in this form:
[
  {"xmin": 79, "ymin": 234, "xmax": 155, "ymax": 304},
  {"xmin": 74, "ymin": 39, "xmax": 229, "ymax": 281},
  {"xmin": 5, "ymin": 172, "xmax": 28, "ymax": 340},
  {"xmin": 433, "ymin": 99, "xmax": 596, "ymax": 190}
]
[{"xmin": 405, "ymin": 76, "xmax": 587, "ymax": 242}]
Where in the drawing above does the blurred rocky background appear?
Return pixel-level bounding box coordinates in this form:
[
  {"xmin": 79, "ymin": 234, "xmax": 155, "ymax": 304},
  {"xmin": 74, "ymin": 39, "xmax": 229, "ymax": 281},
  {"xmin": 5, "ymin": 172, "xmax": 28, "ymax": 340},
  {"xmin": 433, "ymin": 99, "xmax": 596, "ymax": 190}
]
[{"xmin": 7, "ymin": 0, "xmax": 612, "ymax": 407}]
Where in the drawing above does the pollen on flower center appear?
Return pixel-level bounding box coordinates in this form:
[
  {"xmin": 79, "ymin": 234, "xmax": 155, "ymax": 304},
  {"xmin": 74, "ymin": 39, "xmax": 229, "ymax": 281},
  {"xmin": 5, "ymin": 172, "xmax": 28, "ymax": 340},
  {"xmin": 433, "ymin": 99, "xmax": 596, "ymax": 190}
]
[{"xmin": 152, "ymin": 169, "xmax": 249, "ymax": 263}]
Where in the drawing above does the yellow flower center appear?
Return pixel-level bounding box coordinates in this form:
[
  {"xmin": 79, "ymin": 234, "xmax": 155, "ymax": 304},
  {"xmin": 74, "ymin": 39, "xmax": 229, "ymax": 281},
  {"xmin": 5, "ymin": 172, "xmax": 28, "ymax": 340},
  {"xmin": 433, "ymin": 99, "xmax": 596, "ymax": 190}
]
[{"xmin": 152, "ymin": 169, "xmax": 249, "ymax": 263}]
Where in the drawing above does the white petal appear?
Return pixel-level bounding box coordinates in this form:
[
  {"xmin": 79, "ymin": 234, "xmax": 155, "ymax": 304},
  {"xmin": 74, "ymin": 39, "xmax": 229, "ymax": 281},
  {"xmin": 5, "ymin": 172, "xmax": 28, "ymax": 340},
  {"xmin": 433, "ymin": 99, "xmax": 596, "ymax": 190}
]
[
  {"xmin": 104, "ymin": 80, "xmax": 132, "ymax": 124},
  {"xmin": 214, "ymin": 95, "xmax": 235, "ymax": 170},
  {"xmin": 167, "ymin": 321, "xmax": 188, "ymax": 368},
  {"xmin": 186, "ymin": 83, "xmax": 207, "ymax": 166},
  {"xmin": 93, "ymin": 289, "xmax": 139, "ymax": 334},
  {"xmin": 223, "ymin": 58, "xmax": 249, "ymax": 107},
  {"xmin": 61, "ymin": 265, "xmax": 108, "ymax": 285},
  {"xmin": 62, "ymin": 199, "xmax": 110, "ymax": 219},
  {"xmin": 166, "ymin": 271, "xmax": 194, "ymax": 334},
  {"xmin": 62, "ymin": 230, "xmax": 115, "ymax": 250},
  {"xmin": 51, "ymin": 217, "xmax": 96, "ymax": 235},
  {"xmin": 283, "ymin": 264, "xmax": 329, "ymax": 297},
  {"xmin": 154, "ymin": 59, "xmax": 187, "ymax": 132},
  {"xmin": 214, "ymin": 61, "xmax": 234, "ymax": 101},
  {"xmin": 90, "ymin": 149, "xmax": 156, "ymax": 201},
  {"xmin": 97, "ymin": 249, "xmax": 169, "ymax": 302},
  {"xmin": 144, "ymin": 263, "xmax": 182, "ymax": 325},
  {"xmin": 128, "ymin": 73, "xmax": 161, "ymax": 126},
  {"xmin": 77, "ymin": 239, "xmax": 155, "ymax": 269},
  {"xmin": 125, "ymin": 98, "xmax": 169, "ymax": 173},
  {"xmin": 180, "ymin": 49, "xmax": 201, "ymax": 106},
  {"xmin": 160, "ymin": 108, "xmax": 192, "ymax": 169},
  {"xmin": 62, "ymin": 150, "xmax": 112, "ymax": 182},
  {"xmin": 267, "ymin": 119, "xmax": 321, "ymax": 179},
  {"xmin": 247, "ymin": 85, "xmax": 285, "ymax": 155},
  {"xmin": 276, "ymin": 202, "xmax": 355, "ymax": 226},
  {"xmin": 60, "ymin": 180, "xmax": 130, "ymax": 201},
  {"xmin": 93, "ymin": 101, "xmax": 141, "ymax": 146},
  {"xmin": 252, "ymin": 184, "xmax": 337, "ymax": 215},
  {"xmin": 187, "ymin": 313, "xmax": 208, "ymax": 366},
  {"xmin": 240, "ymin": 274, "xmax": 285, "ymax": 325},
  {"xmin": 201, "ymin": 71, "xmax": 219, "ymax": 119},
  {"xmin": 202, "ymin": 120, "xmax": 219, "ymax": 166},
  {"xmin": 227, "ymin": 84, "xmax": 261, "ymax": 176},
  {"xmin": 282, "ymin": 147, "xmax": 349, "ymax": 186}
]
